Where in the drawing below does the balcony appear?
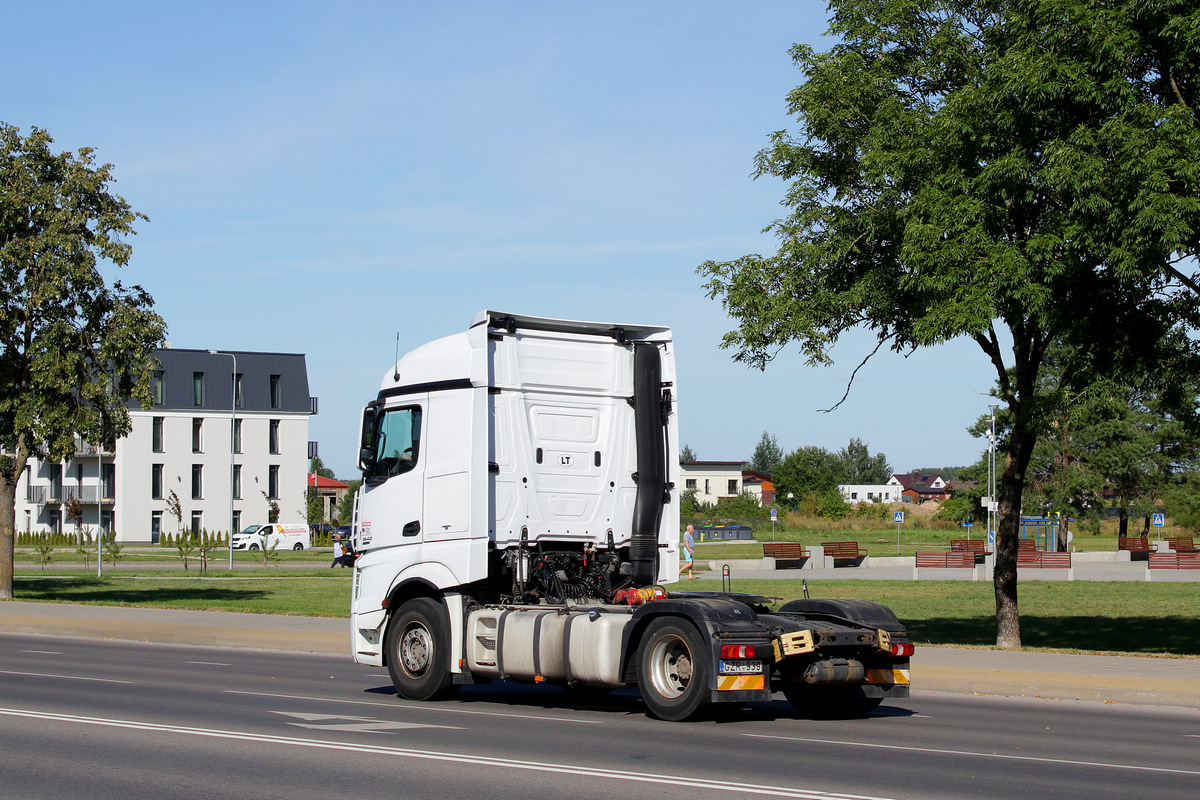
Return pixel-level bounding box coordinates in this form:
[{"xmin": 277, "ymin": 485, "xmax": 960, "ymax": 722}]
[
  {"xmin": 26, "ymin": 485, "xmax": 48, "ymax": 504},
  {"xmin": 74, "ymin": 437, "xmax": 114, "ymax": 457}
]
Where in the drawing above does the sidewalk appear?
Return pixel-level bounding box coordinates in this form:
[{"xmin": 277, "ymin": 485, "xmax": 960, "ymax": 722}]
[{"xmin": 2, "ymin": 600, "xmax": 1198, "ymax": 709}]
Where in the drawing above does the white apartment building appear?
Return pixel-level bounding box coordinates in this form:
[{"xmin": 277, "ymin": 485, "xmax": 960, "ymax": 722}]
[
  {"xmin": 680, "ymin": 461, "xmax": 749, "ymax": 506},
  {"xmin": 15, "ymin": 348, "xmax": 315, "ymax": 542}
]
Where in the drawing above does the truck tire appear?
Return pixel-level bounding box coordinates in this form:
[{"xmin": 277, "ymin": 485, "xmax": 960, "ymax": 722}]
[
  {"xmin": 637, "ymin": 618, "xmax": 710, "ymax": 721},
  {"xmin": 782, "ymin": 685, "xmax": 881, "ymax": 718},
  {"xmin": 385, "ymin": 598, "xmax": 456, "ymax": 701}
]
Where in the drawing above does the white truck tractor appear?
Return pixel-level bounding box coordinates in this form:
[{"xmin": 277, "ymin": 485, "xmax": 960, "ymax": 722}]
[{"xmin": 350, "ymin": 311, "xmax": 911, "ymax": 721}]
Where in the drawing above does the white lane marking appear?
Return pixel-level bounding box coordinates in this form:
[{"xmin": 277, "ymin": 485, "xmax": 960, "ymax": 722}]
[
  {"xmin": 184, "ymin": 661, "xmax": 232, "ymax": 666},
  {"xmin": 745, "ymin": 733, "xmax": 1200, "ymax": 777},
  {"xmin": 271, "ymin": 710, "xmax": 459, "ymax": 734},
  {"xmin": 21, "ymin": 650, "xmax": 64, "ymax": 655},
  {"xmin": 225, "ymin": 690, "xmax": 602, "ymax": 725},
  {"xmin": 0, "ymin": 669, "xmax": 132, "ymax": 685},
  {"xmin": 0, "ymin": 706, "xmax": 895, "ymax": 800}
]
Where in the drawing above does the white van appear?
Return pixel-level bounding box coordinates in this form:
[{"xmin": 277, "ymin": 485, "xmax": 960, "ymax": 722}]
[{"xmin": 231, "ymin": 523, "xmax": 311, "ymax": 551}]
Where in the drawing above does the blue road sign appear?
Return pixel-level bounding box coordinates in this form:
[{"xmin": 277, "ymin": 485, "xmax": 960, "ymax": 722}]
[
  {"xmin": 963, "ymin": 521, "xmax": 973, "ymax": 527},
  {"xmin": 1152, "ymin": 513, "xmax": 1165, "ymax": 527},
  {"xmin": 770, "ymin": 508, "xmax": 778, "ymax": 519},
  {"xmin": 894, "ymin": 511, "xmax": 904, "ymax": 524}
]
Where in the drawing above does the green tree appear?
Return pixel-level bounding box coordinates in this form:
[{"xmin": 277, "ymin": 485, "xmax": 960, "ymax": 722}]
[
  {"xmin": 746, "ymin": 431, "xmax": 784, "ymax": 477},
  {"xmin": 839, "ymin": 438, "xmax": 891, "ymax": 485},
  {"xmin": 0, "ymin": 124, "xmax": 166, "ymax": 599},
  {"xmin": 309, "ymin": 455, "xmax": 336, "ymax": 479},
  {"xmin": 773, "ymin": 446, "xmax": 848, "ymax": 502},
  {"xmin": 679, "ymin": 444, "xmax": 698, "ymax": 463},
  {"xmin": 699, "ymin": 1, "xmax": 1200, "ymax": 646}
]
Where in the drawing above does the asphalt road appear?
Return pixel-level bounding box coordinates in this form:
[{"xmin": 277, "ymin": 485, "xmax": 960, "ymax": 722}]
[{"xmin": 1, "ymin": 633, "xmax": 1197, "ymax": 800}]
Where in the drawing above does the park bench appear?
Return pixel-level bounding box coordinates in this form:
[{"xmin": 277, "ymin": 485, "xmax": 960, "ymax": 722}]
[
  {"xmin": 950, "ymin": 539, "xmax": 991, "ymax": 563},
  {"xmin": 762, "ymin": 542, "xmax": 808, "ymax": 569},
  {"xmin": 822, "ymin": 540, "xmax": 868, "ymax": 567},
  {"xmin": 1018, "ymin": 538, "xmax": 1037, "ymax": 552},
  {"xmin": 1148, "ymin": 551, "xmax": 1200, "ymax": 570},
  {"xmin": 916, "ymin": 551, "xmax": 975, "ymax": 569},
  {"xmin": 1118, "ymin": 536, "xmax": 1151, "ymax": 560},
  {"xmin": 1165, "ymin": 536, "xmax": 1198, "ymax": 553},
  {"xmin": 1017, "ymin": 550, "xmax": 1072, "ymax": 569}
]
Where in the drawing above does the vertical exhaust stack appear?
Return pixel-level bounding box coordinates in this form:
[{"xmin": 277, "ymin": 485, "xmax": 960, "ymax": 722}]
[{"xmin": 629, "ymin": 342, "xmax": 667, "ymax": 587}]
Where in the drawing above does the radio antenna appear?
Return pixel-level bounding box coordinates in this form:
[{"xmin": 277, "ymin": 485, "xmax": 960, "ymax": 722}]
[{"xmin": 393, "ymin": 332, "xmax": 401, "ymax": 381}]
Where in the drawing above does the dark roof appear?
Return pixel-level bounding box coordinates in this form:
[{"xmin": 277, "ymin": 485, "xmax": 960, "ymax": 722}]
[{"xmin": 134, "ymin": 348, "xmax": 311, "ymax": 414}]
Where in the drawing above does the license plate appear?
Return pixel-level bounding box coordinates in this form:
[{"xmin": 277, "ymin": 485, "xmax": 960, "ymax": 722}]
[{"xmin": 719, "ymin": 660, "xmax": 763, "ymax": 675}]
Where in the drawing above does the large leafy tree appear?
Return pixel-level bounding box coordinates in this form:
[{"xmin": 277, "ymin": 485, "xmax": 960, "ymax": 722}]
[
  {"xmin": 0, "ymin": 124, "xmax": 166, "ymax": 599},
  {"xmin": 839, "ymin": 437, "xmax": 891, "ymax": 484},
  {"xmin": 772, "ymin": 445, "xmax": 848, "ymax": 500},
  {"xmin": 747, "ymin": 430, "xmax": 784, "ymax": 477},
  {"xmin": 700, "ymin": 1, "xmax": 1200, "ymax": 645}
]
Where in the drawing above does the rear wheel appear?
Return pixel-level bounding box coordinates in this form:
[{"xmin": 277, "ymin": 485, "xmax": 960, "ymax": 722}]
[
  {"xmin": 638, "ymin": 618, "xmax": 710, "ymax": 721},
  {"xmin": 782, "ymin": 684, "xmax": 882, "ymax": 718},
  {"xmin": 293, "ymin": 543, "xmax": 304, "ymax": 550},
  {"xmin": 385, "ymin": 597, "xmax": 457, "ymax": 701}
]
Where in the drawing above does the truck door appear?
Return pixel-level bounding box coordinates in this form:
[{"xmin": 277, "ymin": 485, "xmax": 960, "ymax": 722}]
[{"xmin": 359, "ymin": 401, "xmax": 426, "ymax": 550}]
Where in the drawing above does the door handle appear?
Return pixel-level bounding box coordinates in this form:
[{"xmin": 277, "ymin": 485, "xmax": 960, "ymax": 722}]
[{"xmin": 402, "ymin": 521, "xmax": 421, "ymax": 537}]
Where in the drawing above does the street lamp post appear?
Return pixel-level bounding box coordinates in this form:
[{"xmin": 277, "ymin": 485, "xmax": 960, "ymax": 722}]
[
  {"xmin": 988, "ymin": 404, "xmax": 998, "ymax": 544},
  {"xmin": 209, "ymin": 350, "xmax": 237, "ymax": 571}
]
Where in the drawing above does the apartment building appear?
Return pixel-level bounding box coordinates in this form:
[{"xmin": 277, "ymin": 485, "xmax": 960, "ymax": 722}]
[{"xmin": 14, "ymin": 348, "xmax": 315, "ymax": 542}]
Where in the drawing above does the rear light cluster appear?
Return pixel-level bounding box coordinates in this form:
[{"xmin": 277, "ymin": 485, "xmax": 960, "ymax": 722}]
[
  {"xmin": 720, "ymin": 644, "xmax": 759, "ymax": 659},
  {"xmin": 889, "ymin": 642, "xmax": 915, "ymax": 657}
]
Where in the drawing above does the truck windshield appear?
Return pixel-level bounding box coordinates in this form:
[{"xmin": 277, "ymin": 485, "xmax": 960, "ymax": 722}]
[{"xmin": 373, "ymin": 406, "xmax": 421, "ymax": 479}]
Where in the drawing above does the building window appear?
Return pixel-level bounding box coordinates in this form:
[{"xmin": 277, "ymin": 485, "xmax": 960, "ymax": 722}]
[
  {"xmin": 101, "ymin": 463, "xmax": 114, "ymax": 500},
  {"xmin": 234, "ymin": 373, "xmax": 244, "ymax": 408},
  {"xmin": 151, "ymin": 371, "xmax": 165, "ymax": 405},
  {"xmin": 685, "ymin": 478, "xmax": 696, "ymax": 490},
  {"xmin": 270, "ymin": 374, "xmax": 281, "ymax": 409},
  {"xmin": 704, "ymin": 479, "xmax": 710, "ymax": 495},
  {"xmin": 231, "ymin": 510, "xmax": 241, "ymax": 533},
  {"xmin": 151, "ymin": 464, "xmax": 163, "ymax": 500},
  {"xmin": 49, "ymin": 464, "xmax": 62, "ymax": 501},
  {"xmin": 728, "ymin": 479, "xmax": 738, "ymax": 495},
  {"xmin": 192, "ymin": 464, "xmax": 203, "ymax": 500},
  {"xmin": 151, "ymin": 511, "xmax": 162, "ymax": 543},
  {"xmin": 152, "ymin": 417, "xmax": 164, "ymax": 453},
  {"xmin": 191, "ymin": 510, "xmax": 203, "ymax": 535},
  {"xmin": 851, "ymin": 492, "xmax": 858, "ymax": 500},
  {"xmin": 868, "ymin": 492, "xmax": 875, "ymax": 500},
  {"xmin": 233, "ymin": 464, "xmax": 242, "ymax": 500},
  {"xmin": 233, "ymin": 418, "xmax": 243, "ymax": 454},
  {"xmin": 192, "ymin": 418, "xmax": 203, "ymax": 452},
  {"xmin": 268, "ymin": 465, "xmax": 279, "ymax": 499},
  {"xmin": 101, "ymin": 510, "xmax": 114, "ymax": 536},
  {"xmin": 49, "ymin": 509, "xmax": 62, "ymax": 535},
  {"xmin": 269, "ymin": 420, "xmax": 280, "ymax": 455},
  {"xmin": 193, "ymin": 372, "xmax": 204, "ymax": 406}
]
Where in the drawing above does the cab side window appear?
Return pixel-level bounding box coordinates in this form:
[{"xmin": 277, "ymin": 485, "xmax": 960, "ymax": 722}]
[{"xmin": 374, "ymin": 407, "xmax": 421, "ymax": 478}]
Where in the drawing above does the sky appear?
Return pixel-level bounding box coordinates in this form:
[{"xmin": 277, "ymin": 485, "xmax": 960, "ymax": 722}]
[{"xmin": 4, "ymin": 1, "xmax": 999, "ymax": 479}]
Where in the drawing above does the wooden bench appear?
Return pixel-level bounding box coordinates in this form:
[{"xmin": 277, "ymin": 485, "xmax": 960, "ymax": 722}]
[
  {"xmin": 1118, "ymin": 536, "xmax": 1151, "ymax": 560},
  {"xmin": 1166, "ymin": 536, "xmax": 1198, "ymax": 553},
  {"xmin": 762, "ymin": 542, "xmax": 808, "ymax": 569},
  {"xmin": 822, "ymin": 541, "xmax": 868, "ymax": 566},
  {"xmin": 1017, "ymin": 551, "xmax": 1072, "ymax": 569},
  {"xmin": 950, "ymin": 539, "xmax": 992, "ymax": 563},
  {"xmin": 1018, "ymin": 538, "xmax": 1037, "ymax": 552},
  {"xmin": 916, "ymin": 551, "xmax": 975, "ymax": 569},
  {"xmin": 1149, "ymin": 551, "xmax": 1200, "ymax": 569}
]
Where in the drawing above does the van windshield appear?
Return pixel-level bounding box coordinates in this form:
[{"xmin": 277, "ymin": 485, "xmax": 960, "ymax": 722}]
[{"xmin": 237, "ymin": 525, "xmax": 263, "ymax": 536}]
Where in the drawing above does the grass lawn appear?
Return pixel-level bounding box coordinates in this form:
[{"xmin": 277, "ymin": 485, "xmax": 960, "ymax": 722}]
[{"xmin": 10, "ymin": 571, "xmax": 1200, "ymax": 657}]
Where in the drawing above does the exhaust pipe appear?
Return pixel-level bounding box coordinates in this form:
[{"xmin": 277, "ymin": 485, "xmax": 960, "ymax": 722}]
[{"xmin": 629, "ymin": 342, "xmax": 667, "ymax": 586}]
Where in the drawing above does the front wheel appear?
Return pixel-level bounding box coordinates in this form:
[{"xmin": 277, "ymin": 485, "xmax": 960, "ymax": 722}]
[
  {"xmin": 384, "ymin": 597, "xmax": 457, "ymax": 701},
  {"xmin": 248, "ymin": 543, "xmax": 260, "ymax": 551},
  {"xmin": 637, "ymin": 618, "xmax": 710, "ymax": 721}
]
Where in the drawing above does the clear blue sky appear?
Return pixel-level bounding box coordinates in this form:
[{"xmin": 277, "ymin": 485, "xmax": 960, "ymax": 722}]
[{"xmin": 4, "ymin": 1, "xmax": 997, "ymax": 479}]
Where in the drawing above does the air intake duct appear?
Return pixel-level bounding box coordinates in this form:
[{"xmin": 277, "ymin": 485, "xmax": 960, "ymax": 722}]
[{"xmin": 629, "ymin": 342, "xmax": 667, "ymax": 587}]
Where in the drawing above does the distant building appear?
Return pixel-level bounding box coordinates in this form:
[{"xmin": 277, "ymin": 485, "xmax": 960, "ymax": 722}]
[
  {"xmin": 308, "ymin": 473, "xmax": 350, "ymax": 522},
  {"xmin": 680, "ymin": 461, "xmax": 774, "ymax": 507},
  {"xmin": 14, "ymin": 348, "xmax": 315, "ymax": 542},
  {"xmin": 887, "ymin": 471, "xmax": 953, "ymax": 504},
  {"xmin": 837, "ymin": 484, "xmax": 902, "ymax": 504}
]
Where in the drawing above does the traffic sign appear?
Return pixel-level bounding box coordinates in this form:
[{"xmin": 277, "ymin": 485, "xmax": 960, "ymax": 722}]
[
  {"xmin": 894, "ymin": 511, "xmax": 904, "ymax": 524},
  {"xmin": 1152, "ymin": 513, "xmax": 1165, "ymax": 527},
  {"xmin": 770, "ymin": 508, "xmax": 778, "ymax": 519},
  {"xmin": 963, "ymin": 520, "xmax": 973, "ymax": 527}
]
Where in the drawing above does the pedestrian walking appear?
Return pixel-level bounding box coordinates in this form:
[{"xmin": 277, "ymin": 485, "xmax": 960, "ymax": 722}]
[{"xmin": 679, "ymin": 524, "xmax": 697, "ymax": 579}]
